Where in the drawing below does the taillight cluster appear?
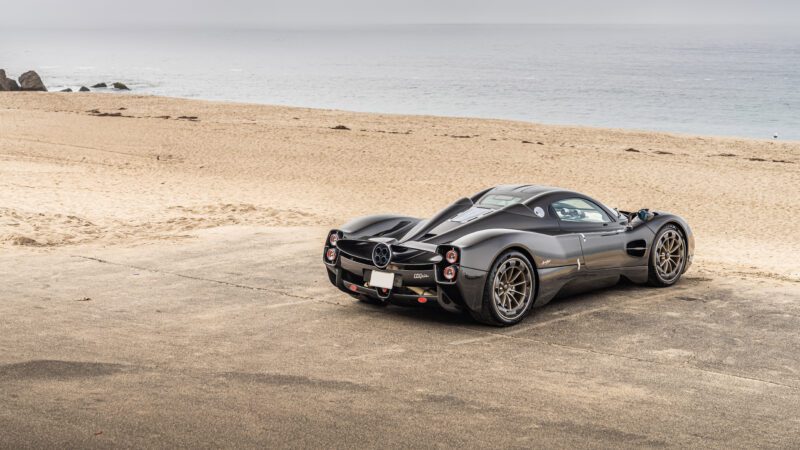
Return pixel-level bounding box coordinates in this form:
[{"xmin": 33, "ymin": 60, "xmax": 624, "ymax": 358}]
[
  {"xmin": 326, "ymin": 247, "xmax": 338, "ymax": 261},
  {"xmin": 324, "ymin": 230, "xmax": 342, "ymax": 264},
  {"xmin": 437, "ymin": 246, "xmax": 460, "ymax": 282}
]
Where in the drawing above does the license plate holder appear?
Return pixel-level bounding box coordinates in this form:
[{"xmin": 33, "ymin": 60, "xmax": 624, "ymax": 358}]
[{"xmin": 369, "ymin": 270, "xmax": 395, "ymax": 289}]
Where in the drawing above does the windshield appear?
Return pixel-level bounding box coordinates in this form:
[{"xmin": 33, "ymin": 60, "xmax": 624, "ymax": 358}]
[{"xmin": 477, "ymin": 193, "xmax": 524, "ymax": 209}]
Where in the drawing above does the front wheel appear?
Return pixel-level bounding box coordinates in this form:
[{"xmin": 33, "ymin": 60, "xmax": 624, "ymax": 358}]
[
  {"xmin": 471, "ymin": 250, "xmax": 536, "ymax": 326},
  {"xmin": 648, "ymin": 224, "xmax": 687, "ymax": 287}
]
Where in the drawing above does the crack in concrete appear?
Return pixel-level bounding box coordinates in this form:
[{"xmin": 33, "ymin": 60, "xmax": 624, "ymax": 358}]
[
  {"xmin": 69, "ymin": 256, "xmax": 799, "ymax": 391},
  {"xmin": 452, "ymin": 325, "xmax": 800, "ymax": 392},
  {"xmin": 71, "ymin": 255, "xmax": 344, "ymax": 306}
]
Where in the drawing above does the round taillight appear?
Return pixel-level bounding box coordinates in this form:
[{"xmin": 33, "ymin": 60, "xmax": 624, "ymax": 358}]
[
  {"xmin": 326, "ymin": 248, "xmax": 337, "ymax": 261},
  {"xmin": 445, "ymin": 249, "xmax": 458, "ymax": 264},
  {"xmin": 443, "ymin": 265, "xmax": 457, "ymax": 280},
  {"xmin": 329, "ymin": 233, "xmax": 339, "ymax": 246}
]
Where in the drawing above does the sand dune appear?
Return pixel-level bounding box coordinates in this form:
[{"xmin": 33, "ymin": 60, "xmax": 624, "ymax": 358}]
[{"xmin": 1, "ymin": 93, "xmax": 798, "ymax": 280}]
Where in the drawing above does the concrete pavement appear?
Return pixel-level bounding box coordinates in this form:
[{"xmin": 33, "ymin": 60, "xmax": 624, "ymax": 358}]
[{"xmin": 1, "ymin": 227, "xmax": 799, "ymax": 448}]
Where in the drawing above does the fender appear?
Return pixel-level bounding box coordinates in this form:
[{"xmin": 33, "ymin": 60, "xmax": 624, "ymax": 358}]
[
  {"xmin": 453, "ymin": 228, "xmax": 581, "ymax": 272},
  {"xmin": 645, "ymin": 211, "xmax": 695, "ymax": 272},
  {"xmin": 450, "ymin": 228, "xmax": 583, "ymax": 313}
]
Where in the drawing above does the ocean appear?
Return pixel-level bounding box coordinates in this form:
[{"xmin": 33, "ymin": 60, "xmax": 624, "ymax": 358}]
[{"xmin": 1, "ymin": 25, "xmax": 799, "ymax": 140}]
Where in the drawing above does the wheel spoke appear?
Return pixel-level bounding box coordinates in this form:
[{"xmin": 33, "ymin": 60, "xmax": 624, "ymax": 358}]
[{"xmin": 493, "ymin": 291, "xmax": 504, "ymax": 307}]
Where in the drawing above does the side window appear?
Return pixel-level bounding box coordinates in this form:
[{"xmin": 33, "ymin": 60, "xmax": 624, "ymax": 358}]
[{"xmin": 551, "ymin": 198, "xmax": 611, "ymax": 224}]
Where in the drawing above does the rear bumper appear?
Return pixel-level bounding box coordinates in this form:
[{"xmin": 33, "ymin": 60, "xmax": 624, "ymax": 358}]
[
  {"xmin": 339, "ymin": 254, "xmax": 437, "ymax": 287},
  {"xmin": 324, "ymin": 255, "xmax": 487, "ymax": 314}
]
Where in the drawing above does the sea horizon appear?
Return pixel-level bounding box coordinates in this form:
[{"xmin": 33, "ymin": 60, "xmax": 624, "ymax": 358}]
[{"xmin": 2, "ymin": 24, "xmax": 799, "ymax": 140}]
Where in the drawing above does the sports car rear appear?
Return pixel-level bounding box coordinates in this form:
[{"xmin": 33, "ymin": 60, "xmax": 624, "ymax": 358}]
[{"xmin": 323, "ymin": 231, "xmax": 470, "ymax": 310}]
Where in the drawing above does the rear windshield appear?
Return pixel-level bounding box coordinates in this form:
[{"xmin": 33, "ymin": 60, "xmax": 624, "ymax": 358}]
[{"xmin": 477, "ymin": 193, "xmax": 524, "ymax": 209}]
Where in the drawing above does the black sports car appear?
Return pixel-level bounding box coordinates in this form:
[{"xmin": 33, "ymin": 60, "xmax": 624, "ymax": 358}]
[{"xmin": 323, "ymin": 185, "xmax": 693, "ymax": 326}]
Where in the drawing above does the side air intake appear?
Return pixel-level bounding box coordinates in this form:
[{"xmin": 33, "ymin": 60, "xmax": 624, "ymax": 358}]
[{"xmin": 626, "ymin": 239, "xmax": 647, "ymax": 257}]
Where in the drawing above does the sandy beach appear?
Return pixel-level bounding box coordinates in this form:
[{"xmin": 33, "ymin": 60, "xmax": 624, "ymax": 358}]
[{"xmin": 1, "ymin": 93, "xmax": 798, "ymax": 280}]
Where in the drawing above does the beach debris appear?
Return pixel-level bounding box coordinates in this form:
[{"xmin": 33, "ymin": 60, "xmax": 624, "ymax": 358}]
[
  {"xmin": 79, "ymin": 86, "xmax": 90, "ymax": 92},
  {"xmin": 18, "ymin": 70, "xmax": 48, "ymax": 91},
  {"xmin": 375, "ymin": 129, "xmax": 411, "ymax": 135},
  {"xmin": 76, "ymin": 297, "xmax": 92, "ymax": 302},
  {"xmin": 0, "ymin": 69, "xmax": 21, "ymax": 91},
  {"xmin": 331, "ymin": 125, "xmax": 350, "ymax": 130},
  {"xmin": 91, "ymin": 82, "xmax": 107, "ymax": 88},
  {"xmin": 11, "ymin": 235, "xmax": 41, "ymax": 246},
  {"xmin": 59, "ymin": 88, "xmax": 73, "ymax": 92},
  {"xmin": 112, "ymin": 82, "xmax": 130, "ymax": 90},
  {"xmin": 87, "ymin": 109, "xmax": 131, "ymax": 118},
  {"xmin": 624, "ymin": 147, "xmax": 640, "ymax": 152}
]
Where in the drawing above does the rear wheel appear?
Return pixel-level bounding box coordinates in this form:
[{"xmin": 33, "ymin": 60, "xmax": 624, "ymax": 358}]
[
  {"xmin": 471, "ymin": 251, "xmax": 536, "ymax": 326},
  {"xmin": 648, "ymin": 224, "xmax": 687, "ymax": 287}
]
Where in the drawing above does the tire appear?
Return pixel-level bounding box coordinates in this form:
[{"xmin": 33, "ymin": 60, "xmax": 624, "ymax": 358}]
[
  {"xmin": 647, "ymin": 224, "xmax": 687, "ymax": 287},
  {"xmin": 471, "ymin": 250, "xmax": 536, "ymax": 326}
]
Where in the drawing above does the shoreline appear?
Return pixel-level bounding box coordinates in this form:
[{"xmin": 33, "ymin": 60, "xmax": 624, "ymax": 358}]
[
  {"xmin": 6, "ymin": 92, "xmax": 799, "ymax": 144},
  {"xmin": 1, "ymin": 92, "xmax": 798, "ymax": 281}
]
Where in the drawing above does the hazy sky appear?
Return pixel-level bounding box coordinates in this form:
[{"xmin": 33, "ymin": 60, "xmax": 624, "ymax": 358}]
[{"xmin": 3, "ymin": 0, "xmax": 799, "ymax": 27}]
